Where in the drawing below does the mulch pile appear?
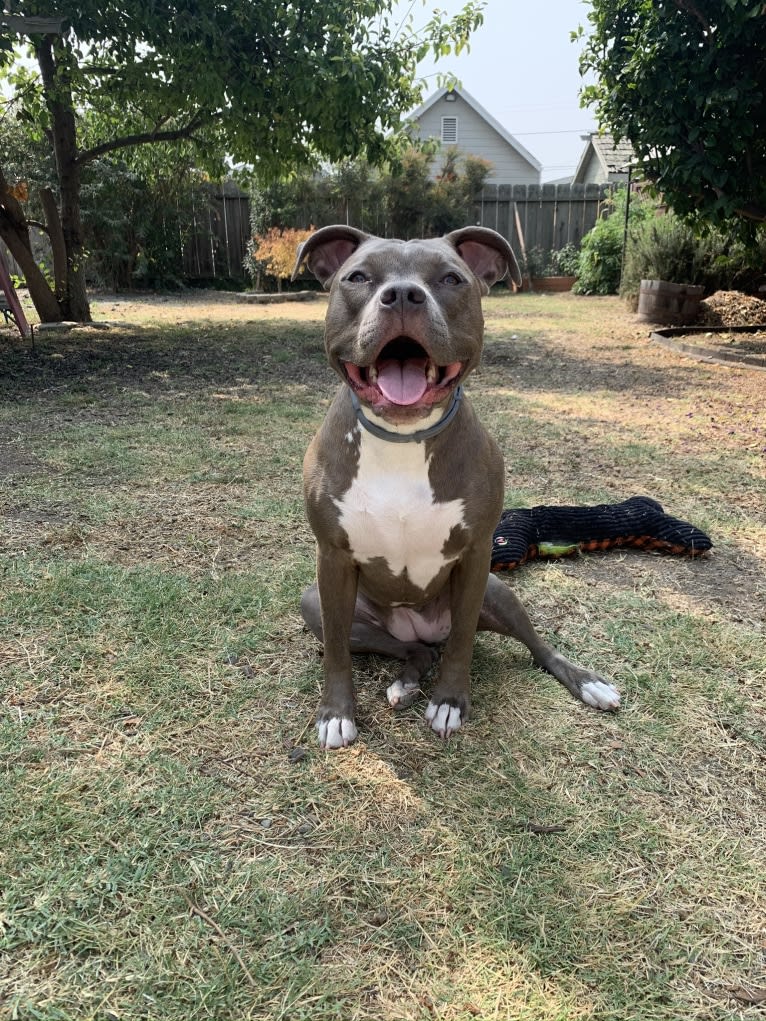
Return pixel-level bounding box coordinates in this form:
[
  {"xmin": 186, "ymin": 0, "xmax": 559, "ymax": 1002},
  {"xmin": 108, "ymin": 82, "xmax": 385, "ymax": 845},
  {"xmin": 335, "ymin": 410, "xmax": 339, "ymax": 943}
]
[{"xmin": 696, "ymin": 290, "xmax": 766, "ymax": 326}]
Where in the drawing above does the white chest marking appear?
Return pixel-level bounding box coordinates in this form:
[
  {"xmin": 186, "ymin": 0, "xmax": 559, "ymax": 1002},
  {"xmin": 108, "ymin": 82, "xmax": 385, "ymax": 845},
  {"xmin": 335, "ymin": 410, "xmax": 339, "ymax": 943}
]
[{"xmin": 334, "ymin": 429, "xmax": 465, "ymax": 591}]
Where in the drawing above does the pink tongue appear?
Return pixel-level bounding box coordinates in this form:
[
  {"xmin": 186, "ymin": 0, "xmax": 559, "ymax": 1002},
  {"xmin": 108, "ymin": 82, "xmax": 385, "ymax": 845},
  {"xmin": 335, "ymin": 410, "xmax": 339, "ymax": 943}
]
[{"xmin": 376, "ymin": 358, "xmax": 429, "ymax": 406}]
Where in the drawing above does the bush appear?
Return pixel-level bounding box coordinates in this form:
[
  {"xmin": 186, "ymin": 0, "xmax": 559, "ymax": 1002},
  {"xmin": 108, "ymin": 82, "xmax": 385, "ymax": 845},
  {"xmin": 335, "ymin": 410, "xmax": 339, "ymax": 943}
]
[
  {"xmin": 573, "ymin": 188, "xmax": 653, "ymax": 295},
  {"xmin": 521, "ymin": 243, "xmax": 581, "ymax": 279},
  {"xmin": 550, "ymin": 242, "xmax": 580, "ymax": 276},
  {"xmin": 243, "ymin": 148, "xmax": 493, "ymax": 247},
  {"xmin": 521, "ymin": 246, "xmax": 548, "ymax": 279},
  {"xmin": 249, "ymin": 226, "xmax": 314, "ymax": 291},
  {"xmin": 619, "ymin": 213, "xmax": 706, "ymax": 307},
  {"xmin": 620, "ymin": 212, "xmax": 766, "ymax": 308},
  {"xmin": 701, "ymin": 227, "xmax": 766, "ymax": 293}
]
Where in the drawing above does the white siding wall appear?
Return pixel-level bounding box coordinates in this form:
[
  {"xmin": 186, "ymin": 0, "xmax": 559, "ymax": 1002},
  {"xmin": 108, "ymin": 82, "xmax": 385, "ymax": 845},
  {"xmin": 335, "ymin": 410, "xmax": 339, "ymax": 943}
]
[
  {"xmin": 578, "ymin": 149, "xmax": 606, "ymax": 184},
  {"xmin": 411, "ymin": 93, "xmax": 539, "ymax": 185}
]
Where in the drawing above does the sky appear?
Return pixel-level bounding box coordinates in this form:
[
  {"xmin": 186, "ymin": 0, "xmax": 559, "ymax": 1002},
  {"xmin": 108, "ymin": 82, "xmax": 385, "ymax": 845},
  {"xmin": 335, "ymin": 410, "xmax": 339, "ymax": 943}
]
[{"xmin": 398, "ymin": 0, "xmax": 599, "ymax": 181}]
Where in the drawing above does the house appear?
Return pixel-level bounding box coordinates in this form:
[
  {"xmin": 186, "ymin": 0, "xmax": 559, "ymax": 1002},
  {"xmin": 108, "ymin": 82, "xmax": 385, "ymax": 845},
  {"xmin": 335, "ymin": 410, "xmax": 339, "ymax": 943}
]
[
  {"xmin": 573, "ymin": 132, "xmax": 634, "ymax": 185},
  {"xmin": 406, "ymin": 87, "xmax": 542, "ymax": 186}
]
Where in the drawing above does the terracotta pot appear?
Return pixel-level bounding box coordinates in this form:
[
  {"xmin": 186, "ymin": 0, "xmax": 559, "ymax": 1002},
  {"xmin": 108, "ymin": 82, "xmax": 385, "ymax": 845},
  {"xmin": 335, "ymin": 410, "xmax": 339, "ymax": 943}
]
[{"xmin": 529, "ymin": 276, "xmax": 576, "ymax": 293}]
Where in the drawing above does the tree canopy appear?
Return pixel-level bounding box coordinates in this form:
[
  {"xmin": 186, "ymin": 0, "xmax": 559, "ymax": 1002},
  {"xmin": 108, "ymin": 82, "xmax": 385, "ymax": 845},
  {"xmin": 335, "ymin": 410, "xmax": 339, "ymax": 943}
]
[
  {"xmin": 578, "ymin": 0, "xmax": 766, "ymax": 225},
  {"xmin": 0, "ymin": 0, "xmax": 484, "ymax": 321}
]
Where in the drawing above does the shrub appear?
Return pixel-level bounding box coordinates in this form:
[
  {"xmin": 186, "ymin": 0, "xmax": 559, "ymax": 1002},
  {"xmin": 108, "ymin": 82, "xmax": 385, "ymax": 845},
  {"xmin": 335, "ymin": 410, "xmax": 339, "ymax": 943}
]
[
  {"xmin": 573, "ymin": 188, "xmax": 653, "ymax": 295},
  {"xmin": 521, "ymin": 246, "xmax": 548, "ymax": 279},
  {"xmin": 250, "ymin": 226, "xmax": 314, "ymax": 291},
  {"xmin": 522, "ymin": 243, "xmax": 581, "ymax": 280},
  {"xmin": 620, "ymin": 213, "xmax": 766, "ymax": 308},
  {"xmin": 550, "ymin": 242, "xmax": 580, "ymax": 276},
  {"xmin": 619, "ymin": 213, "xmax": 705, "ymax": 307}
]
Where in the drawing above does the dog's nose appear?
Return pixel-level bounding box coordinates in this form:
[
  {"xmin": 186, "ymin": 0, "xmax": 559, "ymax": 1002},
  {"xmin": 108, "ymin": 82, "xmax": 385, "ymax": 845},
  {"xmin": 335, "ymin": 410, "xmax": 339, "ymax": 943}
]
[{"xmin": 379, "ymin": 282, "xmax": 427, "ymax": 308}]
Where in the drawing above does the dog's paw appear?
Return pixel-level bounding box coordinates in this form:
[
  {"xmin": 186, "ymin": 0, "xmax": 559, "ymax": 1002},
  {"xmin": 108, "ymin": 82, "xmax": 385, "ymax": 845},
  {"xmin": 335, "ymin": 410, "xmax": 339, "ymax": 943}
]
[
  {"xmin": 386, "ymin": 678, "xmax": 422, "ymax": 709},
  {"xmin": 544, "ymin": 654, "xmax": 621, "ymax": 712},
  {"xmin": 425, "ymin": 698, "xmax": 465, "ymax": 739},
  {"xmin": 317, "ymin": 716, "xmax": 358, "ymax": 749},
  {"xmin": 580, "ymin": 679, "xmax": 621, "ymax": 711}
]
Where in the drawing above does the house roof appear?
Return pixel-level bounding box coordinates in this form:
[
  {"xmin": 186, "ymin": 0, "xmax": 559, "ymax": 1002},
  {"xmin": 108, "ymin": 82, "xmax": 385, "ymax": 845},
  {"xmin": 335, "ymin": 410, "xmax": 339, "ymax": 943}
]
[
  {"xmin": 574, "ymin": 132, "xmax": 634, "ymax": 181},
  {"xmin": 406, "ymin": 87, "xmax": 542, "ymax": 172}
]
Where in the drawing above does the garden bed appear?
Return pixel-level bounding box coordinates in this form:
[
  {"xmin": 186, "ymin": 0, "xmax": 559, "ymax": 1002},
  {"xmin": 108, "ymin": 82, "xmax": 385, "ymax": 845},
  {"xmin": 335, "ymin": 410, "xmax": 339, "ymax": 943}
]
[
  {"xmin": 648, "ymin": 290, "xmax": 766, "ymax": 368},
  {"xmin": 650, "ymin": 324, "xmax": 766, "ymax": 369}
]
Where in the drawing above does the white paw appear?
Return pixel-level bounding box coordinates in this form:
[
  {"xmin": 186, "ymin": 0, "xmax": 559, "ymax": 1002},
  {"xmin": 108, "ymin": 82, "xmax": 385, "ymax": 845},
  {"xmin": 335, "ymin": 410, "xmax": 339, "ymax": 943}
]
[
  {"xmin": 386, "ymin": 678, "xmax": 422, "ymax": 708},
  {"xmin": 580, "ymin": 680, "xmax": 621, "ymax": 711},
  {"xmin": 425, "ymin": 701, "xmax": 463, "ymax": 739},
  {"xmin": 317, "ymin": 716, "xmax": 358, "ymax": 749}
]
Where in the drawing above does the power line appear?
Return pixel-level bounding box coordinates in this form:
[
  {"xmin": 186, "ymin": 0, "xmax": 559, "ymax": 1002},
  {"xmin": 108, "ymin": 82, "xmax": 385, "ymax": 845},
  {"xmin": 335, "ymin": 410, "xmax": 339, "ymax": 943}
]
[{"xmin": 512, "ymin": 129, "xmax": 595, "ymax": 137}]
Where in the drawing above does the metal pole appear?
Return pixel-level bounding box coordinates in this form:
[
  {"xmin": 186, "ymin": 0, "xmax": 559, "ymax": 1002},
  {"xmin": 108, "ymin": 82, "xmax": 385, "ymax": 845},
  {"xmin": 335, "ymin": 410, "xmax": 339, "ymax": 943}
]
[{"xmin": 620, "ymin": 165, "xmax": 633, "ymax": 290}]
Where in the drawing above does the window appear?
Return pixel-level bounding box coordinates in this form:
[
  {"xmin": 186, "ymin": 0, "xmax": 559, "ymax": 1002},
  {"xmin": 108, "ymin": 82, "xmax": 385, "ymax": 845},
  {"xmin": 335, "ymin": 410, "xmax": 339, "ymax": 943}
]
[{"xmin": 441, "ymin": 116, "xmax": 458, "ymax": 144}]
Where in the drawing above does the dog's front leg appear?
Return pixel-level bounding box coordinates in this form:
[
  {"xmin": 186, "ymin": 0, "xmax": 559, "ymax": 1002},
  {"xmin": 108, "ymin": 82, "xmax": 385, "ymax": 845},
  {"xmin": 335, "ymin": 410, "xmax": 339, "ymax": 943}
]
[
  {"xmin": 315, "ymin": 545, "xmax": 359, "ymax": 749},
  {"xmin": 425, "ymin": 546, "xmax": 490, "ymax": 739}
]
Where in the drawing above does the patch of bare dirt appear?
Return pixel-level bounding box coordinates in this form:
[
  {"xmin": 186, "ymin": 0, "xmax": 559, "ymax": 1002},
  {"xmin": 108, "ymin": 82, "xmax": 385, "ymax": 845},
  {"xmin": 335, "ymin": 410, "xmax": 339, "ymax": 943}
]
[
  {"xmin": 89, "ymin": 289, "xmax": 327, "ymax": 326},
  {"xmin": 692, "ymin": 330, "xmax": 766, "ymax": 355}
]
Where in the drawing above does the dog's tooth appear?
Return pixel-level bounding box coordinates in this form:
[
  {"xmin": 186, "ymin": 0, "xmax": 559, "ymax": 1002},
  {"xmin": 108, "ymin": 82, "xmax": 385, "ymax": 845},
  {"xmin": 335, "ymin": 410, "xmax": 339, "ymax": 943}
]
[
  {"xmin": 368, "ymin": 364, "xmax": 378, "ymax": 384},
  {"xmin": 427, "ymin": 361, "xmax": 438, "ymax": 383}
]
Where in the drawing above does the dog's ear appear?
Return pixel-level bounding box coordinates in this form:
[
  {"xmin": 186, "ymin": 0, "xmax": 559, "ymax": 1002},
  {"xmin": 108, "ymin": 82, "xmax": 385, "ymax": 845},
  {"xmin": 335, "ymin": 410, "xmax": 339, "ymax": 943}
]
[
  {"xmin": 291, "ymin": 225, "xmax": 370, "ymax": 287},
  {"xmin": 446, "ymin": 226, "xmax": 522, "ymax": 292}
]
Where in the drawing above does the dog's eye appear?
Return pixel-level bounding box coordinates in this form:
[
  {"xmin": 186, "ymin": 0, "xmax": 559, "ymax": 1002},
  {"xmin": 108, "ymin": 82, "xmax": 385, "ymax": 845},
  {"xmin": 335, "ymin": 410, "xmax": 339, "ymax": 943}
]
[
  {"xmin": 346, "ymin": 271, "xmax": 369, "ymax": 284},
  {"xmin": 441, "ymin": 272, "xmax": 462, "ymax": 285}
]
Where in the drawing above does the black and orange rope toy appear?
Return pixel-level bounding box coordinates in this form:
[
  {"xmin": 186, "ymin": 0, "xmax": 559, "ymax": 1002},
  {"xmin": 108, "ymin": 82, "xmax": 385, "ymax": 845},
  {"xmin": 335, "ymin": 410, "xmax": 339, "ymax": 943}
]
[{"xmin": 491, "ymin": 495, "xmax": 712, "ymax": 573}]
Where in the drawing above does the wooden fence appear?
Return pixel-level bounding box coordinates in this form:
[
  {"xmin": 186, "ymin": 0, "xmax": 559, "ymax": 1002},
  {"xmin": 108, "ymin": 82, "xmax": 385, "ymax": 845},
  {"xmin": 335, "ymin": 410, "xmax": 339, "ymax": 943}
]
[
  {"xmin": 474, "ymin": 182, "xmax": 616, "ymax": 256},
  {"xmin": 181, "ymin": 180, "xmax": 251, "ymax": 281},
  {"xmin": 182, "ymin": 182, "xmax": 616, "ymax": 281},
  {"xmin": 1, "ymin": 182, "xmax": 616, "ymax": 288}
]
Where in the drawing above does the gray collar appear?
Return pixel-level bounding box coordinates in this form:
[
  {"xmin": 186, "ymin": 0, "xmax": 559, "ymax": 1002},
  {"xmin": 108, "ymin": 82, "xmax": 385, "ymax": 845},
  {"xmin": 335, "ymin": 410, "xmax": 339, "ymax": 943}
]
[{"xmin": 349, "ymin": 386, "xmax": 464, "ymax": 443}]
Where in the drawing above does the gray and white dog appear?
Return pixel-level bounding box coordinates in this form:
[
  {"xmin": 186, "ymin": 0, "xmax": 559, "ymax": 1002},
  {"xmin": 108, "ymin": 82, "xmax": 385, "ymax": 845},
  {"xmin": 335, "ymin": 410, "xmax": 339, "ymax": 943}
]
[{"xmin": 293, "ymin": 225, "xmax": 620, "ymax": 749}]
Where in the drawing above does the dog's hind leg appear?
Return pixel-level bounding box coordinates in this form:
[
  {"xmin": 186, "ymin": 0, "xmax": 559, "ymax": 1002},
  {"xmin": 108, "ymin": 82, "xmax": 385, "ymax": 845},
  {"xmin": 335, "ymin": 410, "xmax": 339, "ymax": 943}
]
[
  {"xmin": 301, "ymin": 584, "xmax": 438, "ymax": 708},
  {"xmin": 479, "ymin": 574, "xmax": 621, "ymax": 710}
]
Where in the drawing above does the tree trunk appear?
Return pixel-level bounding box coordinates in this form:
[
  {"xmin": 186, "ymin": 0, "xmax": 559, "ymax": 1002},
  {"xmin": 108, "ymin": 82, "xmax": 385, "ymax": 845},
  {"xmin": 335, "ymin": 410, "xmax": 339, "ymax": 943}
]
[
  {"xmin": 35, "ymin": 36, "xmax": 91, "ymax": 323},
  {"xmin": 0, "ymin": 219, "xmax": 64, "ymax": 323},
  {"xmin": 40, "ymin": 187, "xmax": 68, "ymax": 301},
  {"xmin": 0, "ymin": 171, "xmax": 63, "ymax": 322}
]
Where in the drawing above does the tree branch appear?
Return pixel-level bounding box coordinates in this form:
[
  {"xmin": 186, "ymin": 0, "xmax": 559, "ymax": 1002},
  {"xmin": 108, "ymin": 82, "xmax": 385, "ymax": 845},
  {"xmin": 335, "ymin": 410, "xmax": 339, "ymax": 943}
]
[
  {"xmin": 75, "ymin": 113, "xmax": 213, "ymax": 166},
  {"xmin": 672, "ymin": 0, "xmax": 711, "ymax": 33},
  {"xmin": 729, "ymin": 201, "xmax": 766, "ymax": 223}
]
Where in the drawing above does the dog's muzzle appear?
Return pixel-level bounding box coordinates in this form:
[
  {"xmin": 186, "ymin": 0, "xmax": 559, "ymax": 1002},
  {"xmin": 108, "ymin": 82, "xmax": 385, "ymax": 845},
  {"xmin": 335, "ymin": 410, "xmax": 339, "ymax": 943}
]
[{"xmin": 342, "ymin": 337, "xmax": 463, "ymax": 409}]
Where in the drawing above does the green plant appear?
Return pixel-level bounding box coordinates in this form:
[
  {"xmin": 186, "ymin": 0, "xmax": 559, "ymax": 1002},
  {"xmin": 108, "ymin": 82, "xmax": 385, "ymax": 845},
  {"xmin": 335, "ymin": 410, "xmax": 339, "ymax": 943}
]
[
  {"xmin": 620, "ymin": 213, "xmax": 766, "ymax": 307},
  {"xmin": 428, "ymin": 149, "xmax": 493, "ymax": 235},
  {"xmin": 550, "ymin": 242, "xmax": 580, "ymax": 277},
  {"xmin": 693, "ymin": 223, "xmax": 766, "ymax": 294},
  {"xmin": 522, "ymin": 244, "xmax": 581, "ymax": 280},
  {"xmin": 240, "ymin": 147, "xmax": 493, "ymax": 248},
  {"xmin": 522, "ymin": 246, "xmax": 549, "ymax": 279},
  {"xmin": 619, "ymin": 212, "xmax": 706, "ymax": 308},
  {"xmin": 573, "ymin": 188, "xmax": 653, "ymax": 295}
]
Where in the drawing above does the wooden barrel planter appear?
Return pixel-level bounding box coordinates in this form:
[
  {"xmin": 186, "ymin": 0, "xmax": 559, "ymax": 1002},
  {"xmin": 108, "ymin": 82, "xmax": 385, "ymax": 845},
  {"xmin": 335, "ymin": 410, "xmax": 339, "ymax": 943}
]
[{"xmin": 637, "ymin": 279, "xmax": 704, "ymax": 326}]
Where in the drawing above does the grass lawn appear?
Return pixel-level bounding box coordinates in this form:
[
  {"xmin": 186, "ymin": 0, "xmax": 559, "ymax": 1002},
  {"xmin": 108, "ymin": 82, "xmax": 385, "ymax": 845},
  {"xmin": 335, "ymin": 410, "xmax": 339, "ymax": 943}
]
[{"xmin": 1, "ymin": 290, "xmax": 764, "ymax": 1020}]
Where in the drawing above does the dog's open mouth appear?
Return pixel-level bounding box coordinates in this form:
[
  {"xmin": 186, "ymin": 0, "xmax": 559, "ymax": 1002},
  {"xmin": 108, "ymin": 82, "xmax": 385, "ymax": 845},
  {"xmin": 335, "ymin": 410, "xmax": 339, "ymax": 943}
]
[{"xmin": 342, "ymin": 338, "xmax": 463, "ymax": 409}]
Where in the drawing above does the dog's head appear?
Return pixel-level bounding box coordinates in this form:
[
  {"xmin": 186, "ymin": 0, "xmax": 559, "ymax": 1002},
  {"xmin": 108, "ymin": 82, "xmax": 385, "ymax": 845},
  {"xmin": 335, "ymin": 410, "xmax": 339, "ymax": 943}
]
[{"xmin": 293, "ymin": 226, "xmax": 521, "ymax": 424}]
